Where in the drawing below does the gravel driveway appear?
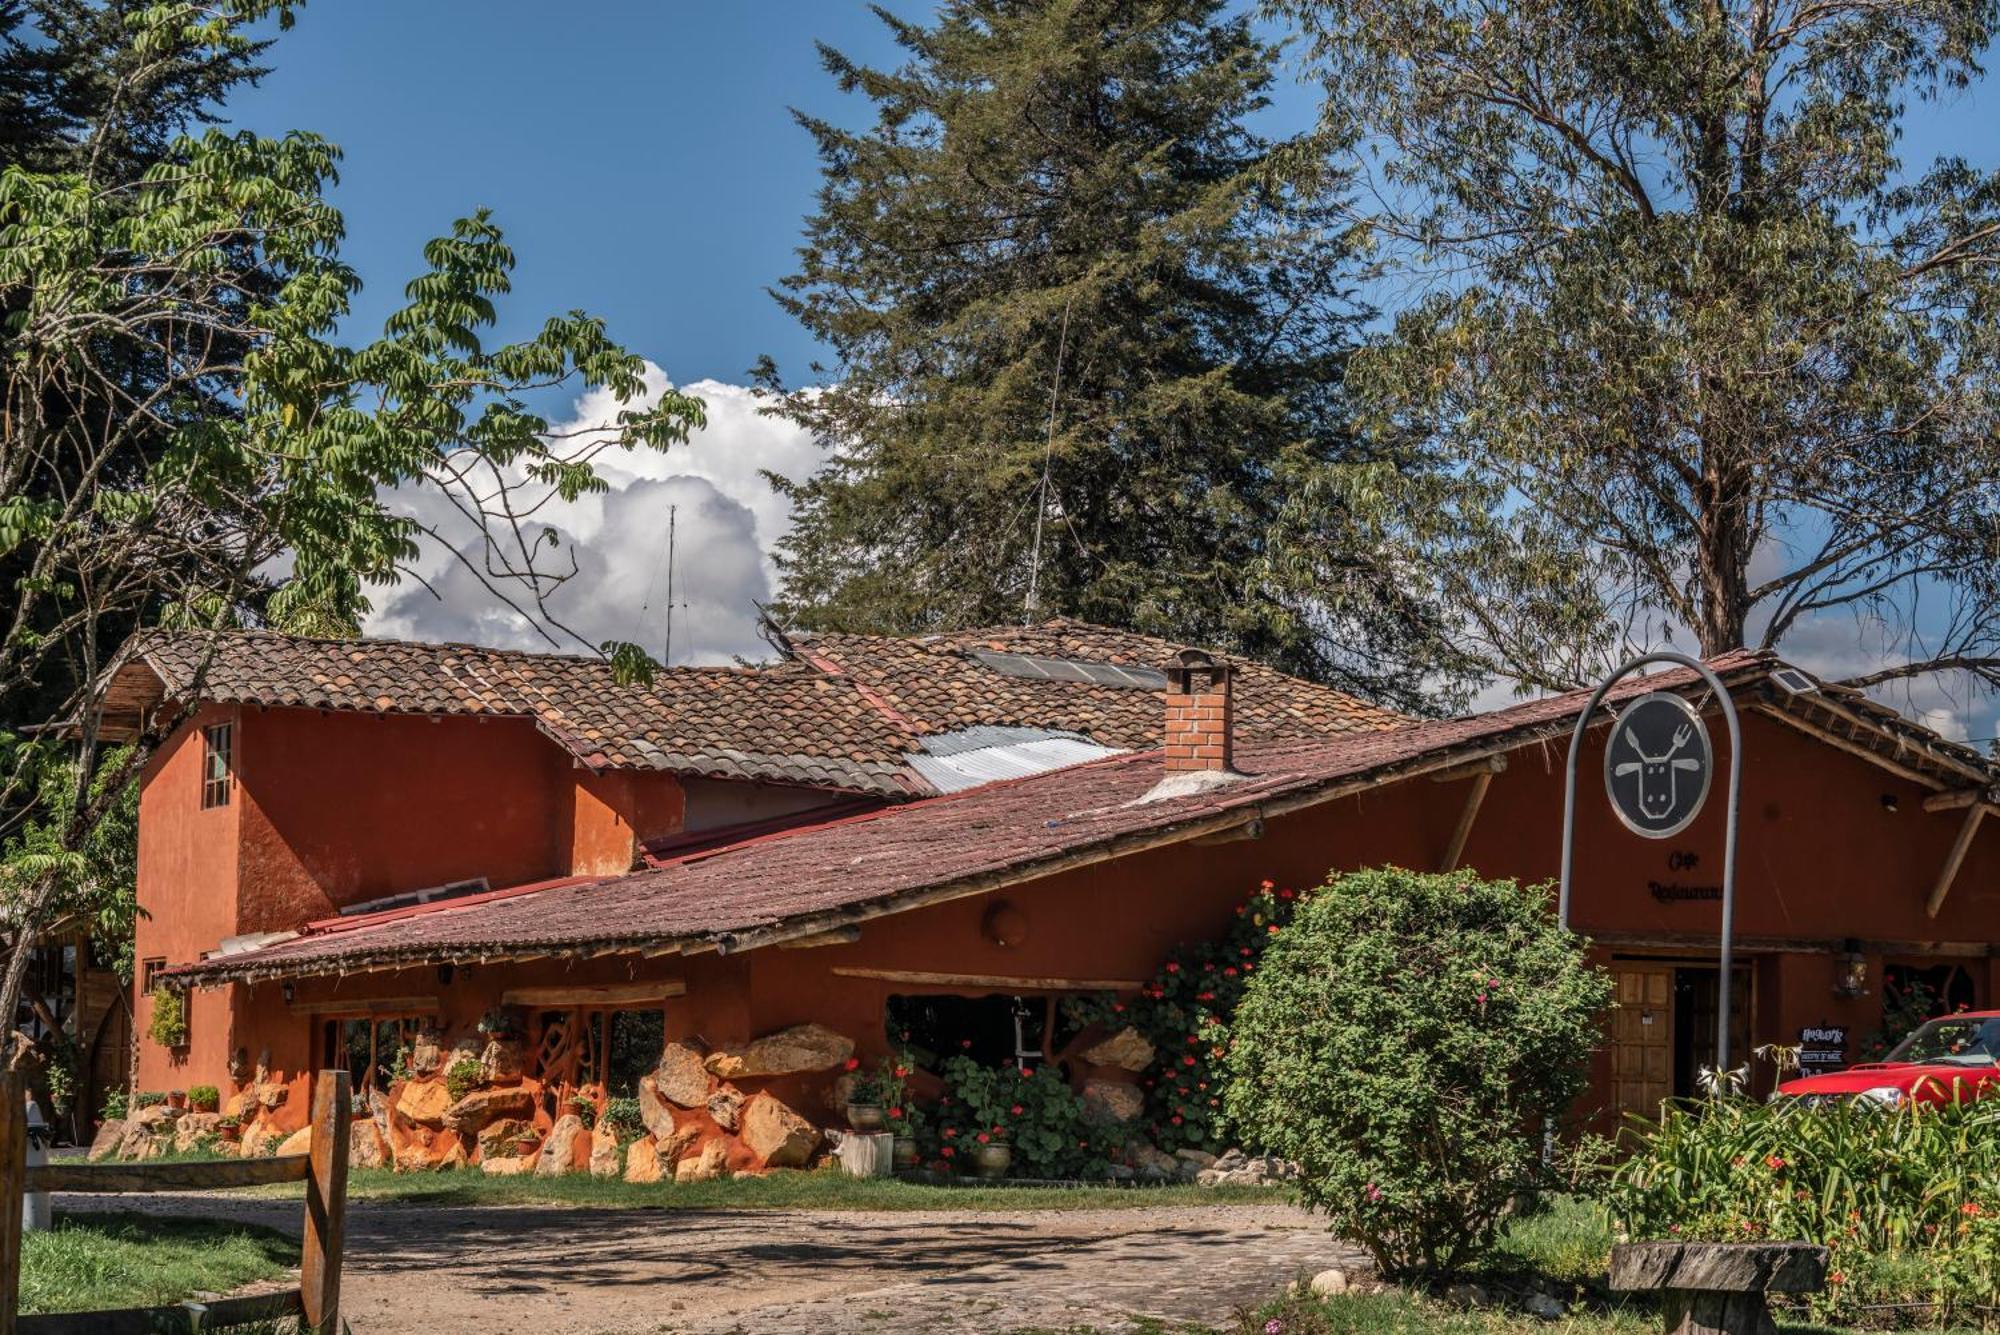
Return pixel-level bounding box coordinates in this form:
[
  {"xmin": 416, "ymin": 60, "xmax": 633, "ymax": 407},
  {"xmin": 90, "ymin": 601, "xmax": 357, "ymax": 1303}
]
[{"xmin": 56, "ymin": 1193, "xmax": 1360, "ymax": 1334}]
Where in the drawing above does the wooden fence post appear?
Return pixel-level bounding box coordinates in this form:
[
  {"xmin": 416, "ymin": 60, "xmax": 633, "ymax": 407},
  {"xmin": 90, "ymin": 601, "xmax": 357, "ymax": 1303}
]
[
  {"xmin": 0, "ymin": 1071, "xmax": 25, "ymax": 1335},
  {"xmin": 299, "ymin": 1069, "xmax": 350, "ymax": 1335}
]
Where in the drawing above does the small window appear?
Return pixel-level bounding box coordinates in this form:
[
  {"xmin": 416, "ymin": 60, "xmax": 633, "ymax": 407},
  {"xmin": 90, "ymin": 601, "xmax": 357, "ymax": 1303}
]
[
  {"xmin": 140, "ymin": 957, "xmax": 166, "ymax": 993},
  {"xmin": 201, "ymin": 722, "xmax": 233, "ymax": 808}
]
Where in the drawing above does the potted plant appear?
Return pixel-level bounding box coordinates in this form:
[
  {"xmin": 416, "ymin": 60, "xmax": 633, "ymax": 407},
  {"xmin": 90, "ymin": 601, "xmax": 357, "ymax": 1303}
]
[
  {"xmin": 217, "ymin": 1115, "xmax": 242, "ymax": 1144},
  {"xmin": 166, "ymin": 1089, "xmax": 188, "ymax": 1112},
  {"xmin": 516, "ymin": 1128, "xmax": 542, "ymax": 1156},
  {"xmin": 973, "ymin": 1127, "xmax": 1012, "ymax": 1179},
  {"xmin": 187, "ymin": 1084, "xmax": 220, "ymax": 1114},
  {"xmin": 847, "ymin": 1054, "xmax": 913, "ymax": 1133},
  {"xmin": 885, "ymin": 1101, "xmax": 922, "ymax": 1170}
]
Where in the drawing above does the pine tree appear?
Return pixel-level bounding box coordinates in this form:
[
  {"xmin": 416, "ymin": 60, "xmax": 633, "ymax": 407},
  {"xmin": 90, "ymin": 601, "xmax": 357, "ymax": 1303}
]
[{"xmin": 760, "ymin": 0, "xmax": 1470, "ymax": 709}]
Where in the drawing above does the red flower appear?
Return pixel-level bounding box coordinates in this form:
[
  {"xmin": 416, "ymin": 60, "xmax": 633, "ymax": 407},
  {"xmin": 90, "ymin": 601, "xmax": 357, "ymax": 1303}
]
[
  {"xmin": 1019, "ymin": 1068, "xmax": 1034, "ymax": 1079},
  {"xmin": 1963, "ymin": 1202, "xmax": 1984, "ymax": 1216},
  {"xmin": 893, "ymin": 1066, "xmax": 909, "ymax": 1079},
  {"xmin": 1829, "ymin": 1272, "xmax": 1846, "ymax": 1286},
  {"xmin": 1267, "ymin": 924, "xmax": 1279, "ymax": 935},
  {"xmin": 1766, "ymin": 1156, "xmax": 1786, "ymax": 1171},
  {"xmin": 1260, "ymin": 879, "xmax": 1274, "ymax": 891},
  {"xmin": 1240, "ymin": 947, "xmax": 1252, "ymax": 957},
  {"xmin": 1113, "ymin": 1003, "xmax": 1125, "ymax": 1013},
  {"xmin": 1197, "ymin": 992, "xmax": 1215, "ymax": 1002},
  {"xmin": 1278, "ymin": 888, "xmax": 1296, "ymax": 900},
  {"xmin": 1183, "ymin": 1055, "xmax": 1197, "ymax": 1066},
  {"xmin": 1223, "ymin": 967, "xmax": 1238, "ymax": 977},
  {"xmin": 941, "ymin": 1146, "xmax": 955, "ymax": 1159},
  {"xmin": 843, "ymin": 1057, "xmax": 861, "ymax": 1071},
  {"xmin": 1170, "ymin": 1115, "xmax": 1184, "ymax": 1126},
  {"xmin": 942, "ymin": 1127, "xmax": 957, "ymax": 1139},
  {"xmin": 888, "ymin": 1106, "xmax": 903, "ymax": 1119},
  {"xmin": 977, "ymin": 1132, "xmax": 991, "ymax": 1144},
  {"xmin": 960, "ymin": 1039, "xmax": 972, "ymax": 1049},
  {"xmin": 1165, "ymin": 961, "xmax": 1181, "ymax": 973},
  {"xmin": 1187, "ymin": 1034, "xmax": 1200, "ymax": 1044},
  {"xmin": 1202, "ymin": 962, "xmax": 1215, "ymax": 972},
  {"xmin": 1010, "ymin": 1104, "xmax": 1024, "ymax": 1116}
]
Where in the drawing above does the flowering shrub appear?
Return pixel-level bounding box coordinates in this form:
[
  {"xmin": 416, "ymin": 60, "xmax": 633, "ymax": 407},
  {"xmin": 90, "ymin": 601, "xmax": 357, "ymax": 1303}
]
[
  {"xmin": 936, "ymin": 1055, "xmax": 1124, "ymax": 1178},
  {"xmin": 1068, "ymin": 878, "xmax": 1305, "ymax": 1153},
  {"xmin": 1607, "ymin": 1096, "xmax": 2000, "ymax": 1324},
  {"xmin": 1226, "ymin": 867, "xmax": 1609, "ymax": 1278}
]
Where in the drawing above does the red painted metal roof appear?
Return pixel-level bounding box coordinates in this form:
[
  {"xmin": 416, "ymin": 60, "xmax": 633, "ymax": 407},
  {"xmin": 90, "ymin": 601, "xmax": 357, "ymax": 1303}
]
[{"xmin": 173, "ymin": 650, "xmax": 1856, "ymax": 987}]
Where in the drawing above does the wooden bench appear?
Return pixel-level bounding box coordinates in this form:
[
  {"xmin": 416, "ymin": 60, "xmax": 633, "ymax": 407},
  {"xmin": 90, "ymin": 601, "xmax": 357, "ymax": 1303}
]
[{"xmin": 1609, "ymin": 1242, "xmax": 1827, "ymax": 1335}]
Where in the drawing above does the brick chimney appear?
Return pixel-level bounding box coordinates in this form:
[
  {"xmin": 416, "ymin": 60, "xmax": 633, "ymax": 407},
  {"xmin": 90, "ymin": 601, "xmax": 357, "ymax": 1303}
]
[{"xmin": 1163, "ymin": 648, "xmax": 1235, "ymax": 773}]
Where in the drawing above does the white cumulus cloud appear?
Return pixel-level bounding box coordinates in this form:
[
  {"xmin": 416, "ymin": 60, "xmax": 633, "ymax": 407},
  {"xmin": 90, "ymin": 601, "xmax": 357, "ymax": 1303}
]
[{"xmin": 365, "ymin": 365, "xmax": 825, "ymax": 666}]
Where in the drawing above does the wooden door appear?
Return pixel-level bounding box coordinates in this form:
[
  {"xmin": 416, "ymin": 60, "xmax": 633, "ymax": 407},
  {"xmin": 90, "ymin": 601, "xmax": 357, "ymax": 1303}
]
[{"xmin": 1611, "ymin": 965, "xmax": 1673, "ymax": 1124}]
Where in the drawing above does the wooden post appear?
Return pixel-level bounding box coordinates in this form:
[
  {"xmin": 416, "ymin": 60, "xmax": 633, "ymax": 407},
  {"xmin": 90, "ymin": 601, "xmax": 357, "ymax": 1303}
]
[
  {"xmin": 1926, "ymin": 804, "xmax": 1986, "ymax": 918},
  {"xmin": 0, "ymin": 1071, "xmax": 23, "ymax": 1335},
  {"xmin": 300, "ymin": 1069, "xmax": 351, "ymax": 1335}
]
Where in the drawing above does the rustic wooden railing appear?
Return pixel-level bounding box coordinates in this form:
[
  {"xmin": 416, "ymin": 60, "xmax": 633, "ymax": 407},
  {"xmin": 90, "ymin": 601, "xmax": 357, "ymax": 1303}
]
[{"xmin": 0, "ymin": 1068, "xmax": 350, "ymax": 1335}]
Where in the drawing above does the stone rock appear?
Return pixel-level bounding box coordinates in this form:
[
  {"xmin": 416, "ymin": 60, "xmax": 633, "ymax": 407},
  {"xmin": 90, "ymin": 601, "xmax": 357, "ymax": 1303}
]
[
  {"xmin": 480, "ymin": 1036, "xmax": 527, "ymax": 1083},
  {"xmin": 174, "ymin": 1112, "xmax": 224, "ymax": 1153},
  {"xmin": 115, "ymin": 1116, "xmax": 166, "ymax": 1159},
  {"xmin": 254, "ymin": 1081, "xmax": 288, "ymax": 1111},
  {"xmin": 674, "ymin": 1138, "xmax": 728, "ymax": 1183},
  {"xmin": 408, "ymin": 1029, "xmax": 444, "ymax": 1076},
  {"xmin": 349, "ymin": 1120, "xmax": 389, "ymax": 1170},
  {"xmin": 703, "ymin": 1023, "xmax": 853, "ymax": 1080},
  {"xmin": 126, "ymin": 1129, "xmax": 166, "ymax": 1161},
  {"xmin": 590, "ymin": 1125, "xmax": 622, "ymax": 1178},
  {"xmin": 534, "ymin": 1113, "xmax": 587, "ymax": 1177},
  {"xmin": 481, "ymin": 1154, "xmax": 533, "ymax": 1176},
  {"xmin": 276, "ymin": 1126, "xmax": 313, "ymax": 1157},
  {"xmin": 657, "ymin": 1123, "xmax": 702, "ymax": 1167},
  {"xmin": 638, "ymin": 1076, "xmax": 678, "ymax": 1142},
  {"xmin": 87, "ymin": 1118, "xmax": 126, "ymax": 1162},
  {"xmin": 240, "ymin": 1119, "xmax": 289, "ymax": 1159},
  {"xmin": 1104, "ymin": 1163, "xmax": 1136, "ymax": 1181},
  {"xmin": 395, "ymin": 1080, "xmax": 453, "ymax": 1128},
  {"xmin": 1310, "ymin": 1269, "xmax": 1351, "ymax": 1297},
  {"xmin": 656, "ymin": 1041, "xmax": 711, "ymax": 1107},
  {"xmin": 1607, "ymin": 1241, "xmax": 1828, "ymax": 1296},
  {"xmin": 1079, "ymin": 1026, "xmax": 1156, "ymax": 1072},
  {"xmin": 1176, "ymin": 1148, "xmax": 1218, "ymax": 1169},
  {"xmin": 1127, "ymin": 1142, "xmax": 1179, "ymax": 1180},
  {"xmin": 438, "ymin": 1138, "xmax": 469, "ymax": 1171},
  {"xmin": 739, "ymin": 1093, "xmax": 818, "ymax": 1168},
  {"xmin": 132, "ymin": 1103, "xmax": 178, "ymax": 1129},
  {"xmin": 1523, "ymin": 1293, "xmax": 1565, "ymax": 1320},
  {"xmin": 223, "ymin": 1091, "xmax": 256, "ymax": 1121},
  {"xmin": 707, "ymin": 1084, "xmax": 745, "ymax": 1133},
  {"xmin": 1081, "ymin": 1080, "xmax": 1144, "ymax": 1123},
  {"xmin": 624, "ymin": 1135, "xmax": 663, "ymax": 1183},
  {"xmin": 442, "ymin": 1086, "xmax": 535, "ymax": 1133},
  {"xmin": 476, "ymin": 1118, "xmax": 534, "ymax": 1160}
]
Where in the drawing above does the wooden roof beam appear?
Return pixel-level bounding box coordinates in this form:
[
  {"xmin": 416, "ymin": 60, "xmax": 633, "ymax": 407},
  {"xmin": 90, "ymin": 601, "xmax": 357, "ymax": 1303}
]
[{"xmin": 1927, "ymin": 804, "xmax": 1987, "ymax": 920}]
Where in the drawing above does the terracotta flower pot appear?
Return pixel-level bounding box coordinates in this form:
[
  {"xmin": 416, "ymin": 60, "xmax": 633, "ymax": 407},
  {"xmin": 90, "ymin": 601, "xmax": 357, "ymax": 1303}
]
[
  {"xmin": 846, "ymin": 1102, "xmax": 886, "ymax": 1132},
  {"xmin": 166, "ymin": 1091, "xmax": 187, "ymax": 1111},
  {"xmin": 973, "ymin": 1141, "xmax": 1012, "ymax": 1179},
  {"xmin": 218, "ymin": 1122, "xmax": 241, "ymax": 1143}
]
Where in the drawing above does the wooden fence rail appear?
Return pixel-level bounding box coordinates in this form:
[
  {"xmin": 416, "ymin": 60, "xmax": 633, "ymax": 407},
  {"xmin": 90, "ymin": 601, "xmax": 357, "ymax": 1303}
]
[{"xmin": 0, "ymin": 1068, "xmax": 351, "ymax": 1335}]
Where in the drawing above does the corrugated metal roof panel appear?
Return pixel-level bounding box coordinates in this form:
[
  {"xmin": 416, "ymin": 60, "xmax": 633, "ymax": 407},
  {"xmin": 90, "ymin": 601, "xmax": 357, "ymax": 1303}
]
[{"xmin": 908, "ymin": 730, "xmax": 1124, "ymax": 793}]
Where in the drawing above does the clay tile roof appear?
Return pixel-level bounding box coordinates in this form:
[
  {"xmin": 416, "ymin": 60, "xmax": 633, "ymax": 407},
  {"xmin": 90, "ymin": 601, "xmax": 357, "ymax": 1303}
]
[
  {"xmin": 111, "ymin": 630, "xmax": 924, "ymax": 797},
  {"xmin": 181, "ymin": 650, "xmax": 1905, "ymax": 987},
  {"xmin": 790, "ymin": 616, "xmax": 1406, "ymax": 746}
]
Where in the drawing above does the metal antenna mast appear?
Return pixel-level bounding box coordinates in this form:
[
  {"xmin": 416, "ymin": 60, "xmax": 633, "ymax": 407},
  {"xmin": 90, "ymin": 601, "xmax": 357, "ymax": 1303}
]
[
  {"xmin": 1024, "ymin": 295, "xmax": 1074, "ymax": 624},
  {"xmin": 662, "ymin": 505, "xmax": 678, "ymax": 665}
]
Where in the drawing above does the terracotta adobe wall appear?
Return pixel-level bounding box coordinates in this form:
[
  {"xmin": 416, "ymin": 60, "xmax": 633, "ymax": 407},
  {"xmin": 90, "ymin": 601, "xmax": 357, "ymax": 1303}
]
[{"xmin": 134, "ymin": 703, "xmax": 2000, "ymax": 1159}]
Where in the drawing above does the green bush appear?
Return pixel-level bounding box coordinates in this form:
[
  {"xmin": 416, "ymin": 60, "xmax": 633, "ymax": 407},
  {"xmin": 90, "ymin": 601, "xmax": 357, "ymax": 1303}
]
[
  {"xmin": 186, "ymin": 1085, "xmax": 219, "ymax": 1112},
  {"xmin": 443, "ymin": 1058, "xmax": 483, "ymax": 1103},
  {"xmin": 144, "ymin": 988, "xmax": 186, "ymax": 1049},
  {"xmin": 935, "ymin": 1056, "xmax": 1124, "ymax": 1178},
  {"xmin": 600, "ymin": 1096, "xmax": 643, "ymax": 1140},
  {"xmin": 132, "ymin": 1091, "xmax": 166, "ymax": 1109},
  {"xmin": 1226, "ymin": 866, "xmax": 1610, "ymax": 1279},
  {"xmin": 1606, "ymin": 1096, "xmax": 2000, "ymax": 1324},
  {"xmin": 100, "ymin": 1089, "xmax": 129, "ymax": 1121}
]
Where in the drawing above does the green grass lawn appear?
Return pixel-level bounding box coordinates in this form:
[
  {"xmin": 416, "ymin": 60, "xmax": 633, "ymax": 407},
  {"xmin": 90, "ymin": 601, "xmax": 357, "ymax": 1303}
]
[
  {"xmin": 19, "ymin": 1211, "xmax": 296, "ymax": 1316},
  {"xmin": 332, "ymin": 1163, "xmax": 1287, "ymax": 1210}
]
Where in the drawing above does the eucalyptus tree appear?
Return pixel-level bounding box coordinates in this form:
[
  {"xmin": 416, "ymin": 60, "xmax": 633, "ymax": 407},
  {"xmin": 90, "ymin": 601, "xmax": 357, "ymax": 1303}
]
[
  {"xmin": 1272, "ymin": 0, "xmax": 2000, "ymax": 697},
  {"xmin": 760, "ymin": 0, "xmax": 1472, "ymax": 706},
  {"xmin": 0, "ymin": 0, "xmax": 704, "ymax": 1047}
]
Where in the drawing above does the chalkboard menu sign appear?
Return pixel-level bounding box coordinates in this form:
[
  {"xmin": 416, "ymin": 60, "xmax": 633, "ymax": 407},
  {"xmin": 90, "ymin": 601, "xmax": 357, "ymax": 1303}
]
[{"xmin": 1798, "ymin": 1025, "xmax": 1848, "ymax": 1070}]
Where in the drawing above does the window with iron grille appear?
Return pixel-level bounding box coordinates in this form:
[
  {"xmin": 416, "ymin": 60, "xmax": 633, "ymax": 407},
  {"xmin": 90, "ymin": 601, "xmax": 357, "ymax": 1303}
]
[{"xmin": 201, "ymin": 722, "xmax": 233, "ymax": 808}]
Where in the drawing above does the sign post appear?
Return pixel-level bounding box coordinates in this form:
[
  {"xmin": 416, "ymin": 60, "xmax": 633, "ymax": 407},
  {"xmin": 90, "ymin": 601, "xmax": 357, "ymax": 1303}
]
[{"xmin": 1560, "ymin": 653, "xmax": 1743, "ymax": 1080}]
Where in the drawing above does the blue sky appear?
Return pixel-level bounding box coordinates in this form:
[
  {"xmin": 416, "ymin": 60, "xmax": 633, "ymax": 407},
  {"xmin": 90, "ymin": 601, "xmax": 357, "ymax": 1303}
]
[{"xmin": 229, "ymin": 3, "xmax": 1999, "ymax": 739}]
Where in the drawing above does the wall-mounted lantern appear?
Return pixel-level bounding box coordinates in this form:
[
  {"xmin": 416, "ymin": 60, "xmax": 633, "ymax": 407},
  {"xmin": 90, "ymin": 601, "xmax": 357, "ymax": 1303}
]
[{"xmin": 1834, "ymin": 940, "xmax": 1869, "ymax": 1000}]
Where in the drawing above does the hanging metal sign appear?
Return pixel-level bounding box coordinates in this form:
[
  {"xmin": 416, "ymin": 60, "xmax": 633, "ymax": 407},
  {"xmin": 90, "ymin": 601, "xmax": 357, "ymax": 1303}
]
[
  {"xmin": 1603, "ymin": 691, "xmax": 1714, "ymax": 839},
  {"xmin": 1560, "ymin": 653, "xmax": 1743, "ymax": 1078}
]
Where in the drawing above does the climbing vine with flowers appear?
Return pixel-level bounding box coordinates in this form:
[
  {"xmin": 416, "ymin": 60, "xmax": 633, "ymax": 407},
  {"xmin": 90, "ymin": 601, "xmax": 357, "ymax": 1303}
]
[
  {"xmin": 933, "ymin": 1053, "xmax": 1126, "ymax": 1178},
  {"xmin": 1066, "ymin": 879, "xmax": 1307, "ymax": 1154}
]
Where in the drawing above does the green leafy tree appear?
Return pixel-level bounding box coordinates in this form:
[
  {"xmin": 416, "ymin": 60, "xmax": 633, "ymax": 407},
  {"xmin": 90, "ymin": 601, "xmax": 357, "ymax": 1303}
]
[
  {"xmin": 1270, "ymin": 0, "xmax": 2000, "ymax": 697},
  {"xmin": 761, "ymin": 0, "xmax": 1472, "ymax": 708},
  {"xmin": 0, "ymin": 1, "xmax": 705, "ymax": 1045},
  {"xmin": 1226, "ymin": 867, "xmax": 1610, "ymax": 1278}
]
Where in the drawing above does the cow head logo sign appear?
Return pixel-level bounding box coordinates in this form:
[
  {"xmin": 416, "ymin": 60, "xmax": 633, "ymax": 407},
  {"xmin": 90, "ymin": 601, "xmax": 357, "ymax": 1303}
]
[{"xmin": 1603, "ymin": 691, "xmax": 1713, "ymax": 839}]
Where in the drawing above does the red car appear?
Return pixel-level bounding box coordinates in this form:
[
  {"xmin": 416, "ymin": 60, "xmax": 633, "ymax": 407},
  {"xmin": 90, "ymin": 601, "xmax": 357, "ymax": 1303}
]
[{"xmin": 1776, "ymin": 1011, "xmax": 2000, "ymax": 1106}]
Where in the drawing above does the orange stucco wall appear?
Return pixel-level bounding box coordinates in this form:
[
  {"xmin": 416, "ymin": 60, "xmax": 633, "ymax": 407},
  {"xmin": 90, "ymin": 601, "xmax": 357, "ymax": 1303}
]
[{"xmin": 143, "ymin": 701, "xmax": 2000, "ymax": 1135}]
